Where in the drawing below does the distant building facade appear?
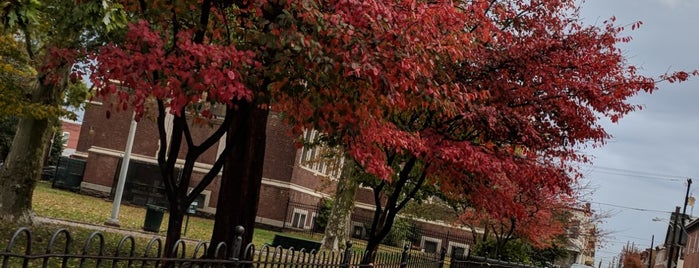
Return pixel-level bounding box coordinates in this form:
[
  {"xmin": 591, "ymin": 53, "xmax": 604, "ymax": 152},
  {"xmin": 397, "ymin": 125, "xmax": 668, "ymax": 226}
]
[
  {"xmin": 556, "ymin": 204, "xmax": 596, "ymax": 267},
  {"xmin": 73, "ymin": 100, "xmax": 477, "ymax": 256},
  {"xmin": 60, "ymin": 119, "xmax": 82, "ymax": 157}
]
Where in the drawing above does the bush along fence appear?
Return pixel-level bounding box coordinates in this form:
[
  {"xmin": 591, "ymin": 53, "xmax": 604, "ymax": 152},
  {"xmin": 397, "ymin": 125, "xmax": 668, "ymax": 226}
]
[{"xmin": 1, "ymin": 226, "xmax": 445, "ymax": 268}]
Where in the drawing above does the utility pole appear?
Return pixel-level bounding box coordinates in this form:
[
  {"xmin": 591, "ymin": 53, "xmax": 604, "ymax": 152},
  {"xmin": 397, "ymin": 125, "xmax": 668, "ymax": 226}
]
[
  {"xmin": 667, "ymin": 206, "xmax": 681, "ymax": 268},
  {"xmin": 682, "ymin": 178, "xmax": 693, "ymax": 231},
  {"xmin": 648, "ymin": 235, "xmax": 654, "ymax": 268}
]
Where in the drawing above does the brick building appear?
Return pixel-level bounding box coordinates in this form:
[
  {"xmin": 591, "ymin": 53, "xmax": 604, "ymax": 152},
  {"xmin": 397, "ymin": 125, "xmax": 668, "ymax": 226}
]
[
  {"xmin": 73, "ymin": 100, "xmax": 475, "ymax": 256},
  {"xmin": 60, "ymin": 119, "xmax": 82, "ymax": 156},
  {"xmin": 679, "ymin": 217, "xmax": 699, "ymax": 268}
]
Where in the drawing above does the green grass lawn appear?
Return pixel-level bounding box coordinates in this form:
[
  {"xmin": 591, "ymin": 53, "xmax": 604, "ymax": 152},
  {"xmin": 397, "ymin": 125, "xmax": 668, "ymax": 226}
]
[
  {"xmin": 0, "ymin": 181, "xmax": 444, "ymax": 267},
  {"xmin": 27, "ymin": 181, "xmax": 409, "ymax": 254},
  {"xmin": 31, "ymin": 181, "xmax": 277, "ymax": 246}
]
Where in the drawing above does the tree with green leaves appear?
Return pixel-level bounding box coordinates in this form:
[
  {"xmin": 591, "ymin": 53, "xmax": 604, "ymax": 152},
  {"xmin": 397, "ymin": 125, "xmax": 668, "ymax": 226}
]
[{"xmin": 0, "ymin": 0, "xmax": 125, "ymax": 223}]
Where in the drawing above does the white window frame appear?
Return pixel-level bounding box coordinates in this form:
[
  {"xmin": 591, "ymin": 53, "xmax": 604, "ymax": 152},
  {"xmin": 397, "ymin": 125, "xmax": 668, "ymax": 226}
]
[
  {"xmin": 299, "ymin": 129, "xmax": 344, "ymax": 179},
  {"xmin": 447, "ymin": 241, "xmax": 469, "ymax": 258},
  {"xmin": 351, "ymin": 221, "xmax": 366, "ymax": 238},
  {"xmin": 61, "ymin": 132, "xmax": 70, "ymax": 145},
  {"xmin": 420, "ymin": 236, "xmax": 442, "ymax": 254},
  {"xmin": 310, "ymin": 212, "xmax": 317, "ymax": 229},
  {"xmin": 290, "ymin": 208, "xmax": 309, "ymax": 229}
]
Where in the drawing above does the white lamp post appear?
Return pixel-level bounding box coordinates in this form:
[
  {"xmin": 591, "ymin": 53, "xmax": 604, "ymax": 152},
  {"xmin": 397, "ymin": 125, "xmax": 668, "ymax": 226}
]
[{"xmin": 104, "ymin": 112, "xmax": 137, "ymax": 227}]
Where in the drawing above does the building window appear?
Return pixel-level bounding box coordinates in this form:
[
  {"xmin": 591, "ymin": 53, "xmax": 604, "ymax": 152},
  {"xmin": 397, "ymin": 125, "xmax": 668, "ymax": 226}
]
[
  {"xmin": 569, "ymin": 220, "xmax": 581, "ymax": 239},
  {"xmin": 291, "ymin": 208, "xmax": 308, "ymax": 229},
  {"xmin": 61, "ymin": 132, "xmax": 70, "ymax": 145},
  {"xmin": 447, "ymin": 242, "xmax": 469, "ymax": 258},
  {"xmin": 299, "ymin": 129, "xmax": 343, "ymax": 178},
  {"xmin": 351, "ymin": 222, "xmax": 366, "ymax": 239},
  {"xmin": 421, "ymin": 236, "xmax": 441, "ymax": 254}
]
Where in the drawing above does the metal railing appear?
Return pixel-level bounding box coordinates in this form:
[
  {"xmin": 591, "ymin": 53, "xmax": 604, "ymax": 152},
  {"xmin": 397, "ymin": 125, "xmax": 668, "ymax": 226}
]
[{"xmin": 1, "ymin": 226, "xmax": 445, "ymax": 268}]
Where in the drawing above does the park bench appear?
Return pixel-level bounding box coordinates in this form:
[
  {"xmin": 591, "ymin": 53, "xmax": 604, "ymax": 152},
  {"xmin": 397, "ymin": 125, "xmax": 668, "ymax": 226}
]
[{"xmin": 269, "ymin": 234, "xmax": 321, "ymax": 251}]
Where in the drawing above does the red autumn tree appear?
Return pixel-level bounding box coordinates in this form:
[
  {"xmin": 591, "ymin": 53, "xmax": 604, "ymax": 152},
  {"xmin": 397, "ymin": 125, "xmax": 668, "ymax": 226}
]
[
  {"xmin": 274, "ymin": 0, "xmax": 692, "ymax": 260},
  {"xmin": 91, "ymin": 0, "xmax": 693, "ymax": 261},
  {"xmin": 455, "ymin": 188, "xmax": 570, "ymax": 258},
  {"xmin": 91, "ymin": 2, "xmax": 259, "ymax": 254}
]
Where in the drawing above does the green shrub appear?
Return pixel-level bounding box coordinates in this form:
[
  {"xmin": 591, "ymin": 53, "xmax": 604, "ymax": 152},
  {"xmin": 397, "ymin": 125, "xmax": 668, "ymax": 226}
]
[
  {"xmin": 313, "ymin": 198, "xmax": 333, "ymax": 232},
  {"xmin": 382, "ymin": 218, "xmax": 419, "ymax": 247}
]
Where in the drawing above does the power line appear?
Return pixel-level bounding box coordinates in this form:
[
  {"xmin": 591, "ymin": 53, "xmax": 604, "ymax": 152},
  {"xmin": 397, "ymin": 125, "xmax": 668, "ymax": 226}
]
[
  {"xmin": 591, "ymin": 201, "xmax": 672, "ymax": 213},
  {"xmin": 591, "ymin": 166, "xmax": 689, "ymax": 180},
  {"xmin": 615, "ymin": 234, "xmax": 652, "ymax": 242},
  {"xmin": 591, "ymin": 170, "xmax": 686, "ymax": 182}
]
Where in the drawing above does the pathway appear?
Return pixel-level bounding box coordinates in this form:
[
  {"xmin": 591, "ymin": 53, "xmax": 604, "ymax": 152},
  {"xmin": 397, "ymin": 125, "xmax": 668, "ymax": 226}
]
[{"xmin": 34, "ymin": 216, "xmax": 174, "ymax": 241}]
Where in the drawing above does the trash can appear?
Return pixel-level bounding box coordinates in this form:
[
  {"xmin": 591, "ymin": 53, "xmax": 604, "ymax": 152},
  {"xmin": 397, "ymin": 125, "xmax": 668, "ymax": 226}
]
[{"xmin": 143, "ymin": 205, "xmax": 166, "ymax": 232}]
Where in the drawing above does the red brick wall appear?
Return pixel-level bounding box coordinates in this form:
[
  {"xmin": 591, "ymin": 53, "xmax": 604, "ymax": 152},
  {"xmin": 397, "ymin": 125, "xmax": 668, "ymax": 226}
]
[
  {"xmin": 78, "ymin": 102, "xmax": 222, "ymax": 162},
  {"xmin": 262, "ymin": 113, "xmax": 297, "ymax": 182},
  {"xmin": 684, "ymin": 227, "xmax": 699, "ymax": 268},
  {"xmin": 60, "ymin": 120, "xmax": 81, "ymax": 150},
  {"xmin": 78, "ymin": 102, "xmax": 160, "ymax": 156},
  {"xmin": 82, "ymin": 150, "xmax": 121, "ymax": 188},
  {"xmin": 257, "ymin": 184, "xmax": 291, "ymax": 223}
]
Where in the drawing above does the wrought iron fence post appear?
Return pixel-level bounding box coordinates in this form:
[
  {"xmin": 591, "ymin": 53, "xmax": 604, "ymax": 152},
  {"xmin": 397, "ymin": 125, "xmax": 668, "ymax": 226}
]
[
  {"xmin": 4, "ymin": 227, "xmax": 32, "ymax": 268},
  {"xmin": 231, "ymin": 225, "xmax": 244, "ymax": 260},
  {"xmin": 342, "ymin": 241, "xmax": 353, "ymax": 268},
  {"xmin": 440, "ymin": 247, "xmax": 447, "ymax": 268},
  {"xmin": 399, "ymin": 243, "xmax": 409, "ymax": 268}
]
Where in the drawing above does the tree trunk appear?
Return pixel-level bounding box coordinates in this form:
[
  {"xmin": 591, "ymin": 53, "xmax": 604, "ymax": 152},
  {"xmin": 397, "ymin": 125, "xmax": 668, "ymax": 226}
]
[
  {"xmin": 163, "ymin": 166, "xmax": 191, "ymax": 258},
  {"xmin": 209, "ymin": 102, "xmax": 269, "ymax": 257},
  {"xmin": 361, "ymin": 157, "xmax": 428, "ymax": 264},
  {"xmin": 0, "ymin": 116, "xmax": 51, "ymax": 223},
  {"xmin": 163, "ymin": 204, "xmax": 185, "ymax": 256},
  {"xmin": 320, "ymin": 161, "xmax": 360, "ymax": 251},
  {"xmin": 363, "ymin": 213, "xmax": 398, "ymax": 264},
  {"xmin": 0, "ymin": 74, "xmax": 60, "ymax": 224}
]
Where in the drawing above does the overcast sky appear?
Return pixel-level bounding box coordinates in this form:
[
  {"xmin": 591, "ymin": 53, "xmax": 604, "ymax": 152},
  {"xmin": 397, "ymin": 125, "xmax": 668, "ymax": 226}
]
[{"xmin": 579, "ymin": 0, "xmax": 699, "ymax": 267}]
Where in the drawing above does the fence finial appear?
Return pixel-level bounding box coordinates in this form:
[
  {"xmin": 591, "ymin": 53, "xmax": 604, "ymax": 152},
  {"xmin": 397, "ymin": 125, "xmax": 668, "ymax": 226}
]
[
  {"xmin": 399, "ymin": 243, "xmax": 410, "ymax": 268},
  {"xmin": 231, "ymin": 225, "xmax": 245, "ymax": 259}
]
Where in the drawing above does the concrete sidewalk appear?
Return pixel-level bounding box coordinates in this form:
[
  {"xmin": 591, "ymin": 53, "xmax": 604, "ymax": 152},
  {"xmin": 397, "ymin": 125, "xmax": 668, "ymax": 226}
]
[{"xmin": 34, "ymin": 216, "xmax": 168, "ymax": 240}]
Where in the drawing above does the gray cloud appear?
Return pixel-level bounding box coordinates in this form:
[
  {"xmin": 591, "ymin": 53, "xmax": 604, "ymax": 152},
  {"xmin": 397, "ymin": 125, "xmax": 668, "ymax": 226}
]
[{"xmin": 579, "ymin": 0, "xmax": 699, "ymax": 266}]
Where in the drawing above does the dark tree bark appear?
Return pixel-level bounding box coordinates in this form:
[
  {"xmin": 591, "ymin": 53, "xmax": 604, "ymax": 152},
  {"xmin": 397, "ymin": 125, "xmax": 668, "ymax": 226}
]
[
  {"xmin": 155, "ymin": 100, "xmax": 231, "ymax": 257},
  {"xmin": 361, "ymin": 157, "xmax": 428, "ymax": 264},
  {"xmin": 209, "ymin": 101, "xmax": 269, "ymax": 256}
]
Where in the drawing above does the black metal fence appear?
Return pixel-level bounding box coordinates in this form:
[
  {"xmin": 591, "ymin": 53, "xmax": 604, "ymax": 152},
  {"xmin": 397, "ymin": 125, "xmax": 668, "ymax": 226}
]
[
  {"xmin": 449, "ymin": 255, "xmax": 541, "ymax": 268},
  {"xmin": 1, "ymin": 226, "xmax": 444, "ymax": 268}
]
